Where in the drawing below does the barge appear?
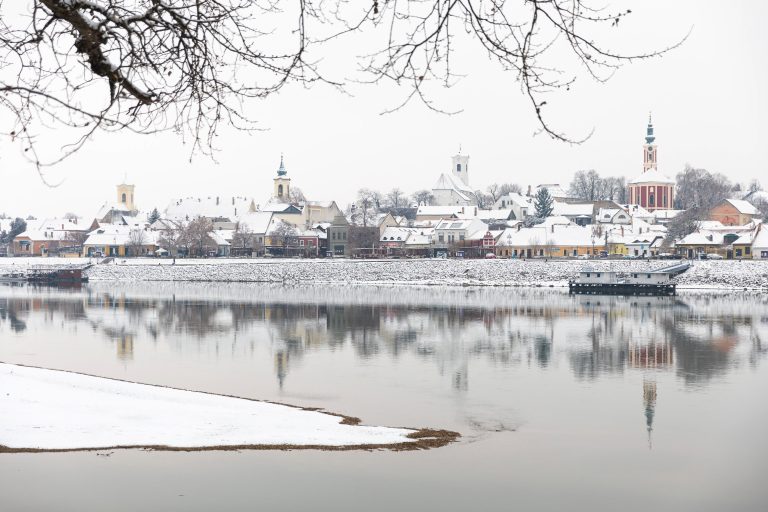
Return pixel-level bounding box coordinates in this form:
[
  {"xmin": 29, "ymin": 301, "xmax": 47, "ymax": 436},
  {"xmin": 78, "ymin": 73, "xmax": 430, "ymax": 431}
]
[{"xmin": 569, "ymin": 263, "xmax": 690, "ymax": 296}]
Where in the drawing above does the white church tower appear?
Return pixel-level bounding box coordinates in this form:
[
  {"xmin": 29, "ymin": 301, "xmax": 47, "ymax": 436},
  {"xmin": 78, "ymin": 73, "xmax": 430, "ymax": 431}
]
[{"xmin": 451, "ymin": 153, "xmax": 470, "ymax": 187}]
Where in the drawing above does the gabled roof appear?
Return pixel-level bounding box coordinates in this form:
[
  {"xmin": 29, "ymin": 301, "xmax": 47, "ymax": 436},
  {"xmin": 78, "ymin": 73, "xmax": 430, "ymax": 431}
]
[
  {"xmin": 752, "ymin": 225, "xmax": 768, "ymax": 249},
  {"xmin": 553, "ymin": 202, "xmax": 593, "ymax": 217},
  {"xmin": 237, "ymin": 212, "xmax": 274, "ymax": 234},
  {"xmin": 165, "ymin": 196, "xmax": 255, "ymax": 221},
  {"xmin": 629, "ymin": 168, "xmax": 675, "ymax": 185},
  {"xmin": 416, "ymin": 205, "xmax": 465, "ymax": 217},
  {"xmin": 723, "ymin": 199, "xmax": 759, "ymax": 215},
  {"xmin": 677, "ymin": 231, "xmax": 723, "ymax": 246},
  {"xmin": 432, "ymin": 173, "xmax": 475, "ymax": 202}
]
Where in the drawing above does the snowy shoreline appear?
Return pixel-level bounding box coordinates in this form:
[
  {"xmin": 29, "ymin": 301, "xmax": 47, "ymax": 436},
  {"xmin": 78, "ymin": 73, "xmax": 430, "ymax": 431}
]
[
  {"xmin": 0, "ymin": 362, "xmax": 457, "ymax": 452},
  {"xmin": 2, "ymin": 257, "xmax": 768, "ymax": 290}
]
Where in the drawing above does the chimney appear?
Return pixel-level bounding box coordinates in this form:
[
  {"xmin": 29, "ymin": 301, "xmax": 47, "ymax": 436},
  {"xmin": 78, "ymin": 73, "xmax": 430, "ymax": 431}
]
[
  {"xmin": 551, "ymin": 224, "xmax": 555, "ymax": 233},
  {"xmin": 216, "ymin": 196, "xmax": 220, "ymax": 205},
  {"xmin": 527, "ymin": 185, "xmax": 532, "ymax": 196},
  {"xmin": 621, "ymin": 226, "xmax": 624, "ymax": 236},
  {"xmin": 461, "ymin": 206, "xmax": 465, "ymax": 214},
  {"xmin": 474, "ymin": 207, "xmax": 477, "ymax": 216},
  {"xmin": 232, "ymin": 197, "xmax": 235, "ymax": 205}
]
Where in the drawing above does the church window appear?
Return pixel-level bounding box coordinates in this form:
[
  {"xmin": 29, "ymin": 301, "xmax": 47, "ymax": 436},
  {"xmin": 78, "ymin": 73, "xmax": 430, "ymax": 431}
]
[
  {"xmin": 121, "ymin": 193, "xmax": 126, "ymax": 203},
  {"xmin": 457, "ymin": 164, "xmax": 462, "ymax": 173},
  {"xmin": 649, "ymin": 193, "xmax": 655, "ymax": 207},
  {"xmin": 278, "ymin": 184, "xmax": 283, "ymax": 197}
]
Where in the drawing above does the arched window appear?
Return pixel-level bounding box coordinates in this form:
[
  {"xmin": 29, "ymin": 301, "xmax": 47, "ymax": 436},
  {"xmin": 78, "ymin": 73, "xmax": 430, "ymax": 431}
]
[
  {"xmin": 457, "ymin": 164, "xmax": 462, "ymax": 173},
  {"xmin": 121, "ymin": 193, "xmax": 127, "ymax": 203},
  {"xmin": 649, "ymin": 193, "xmax": 655, "ymax": 207},
  {"xmin": 278, "ymin": 184, "xmax": 283, "ymax": 197}
]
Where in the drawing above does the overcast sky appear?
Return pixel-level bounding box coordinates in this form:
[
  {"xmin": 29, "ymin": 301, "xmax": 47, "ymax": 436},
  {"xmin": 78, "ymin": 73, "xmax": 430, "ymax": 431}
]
[{"xmin": 1, "ymin": 0, "xmax": 767, "ymax": 219}]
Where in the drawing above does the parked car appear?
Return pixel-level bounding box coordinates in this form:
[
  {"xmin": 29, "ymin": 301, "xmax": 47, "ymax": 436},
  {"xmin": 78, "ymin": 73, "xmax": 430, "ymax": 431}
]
[
  {"xmin": 706, "ymin": 253, "xmax": 724, "ymax": 260},
  {"xmin": 485, "ymin": 252, "xmax": 497, "ymax": 259},
  {"xmin": 576, "ymin": 254, "xmax": 590, "ymax": 260}
]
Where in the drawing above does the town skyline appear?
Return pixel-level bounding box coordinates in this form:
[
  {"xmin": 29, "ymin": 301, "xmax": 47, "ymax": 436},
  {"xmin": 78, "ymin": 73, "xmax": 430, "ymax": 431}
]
[{"xmin": 1, "ymin": 0, "xmax": 767, "ymax": 219}]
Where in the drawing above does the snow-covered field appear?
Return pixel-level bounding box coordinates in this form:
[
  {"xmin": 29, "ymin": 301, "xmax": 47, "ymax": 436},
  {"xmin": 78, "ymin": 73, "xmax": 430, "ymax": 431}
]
[
  {"xmin": 2, "ymin": 257, "xmax": 768, "ymax": 289},
  {"xmin": 0, "ymin": 363, "xmax": 452, "ymax": 451}
]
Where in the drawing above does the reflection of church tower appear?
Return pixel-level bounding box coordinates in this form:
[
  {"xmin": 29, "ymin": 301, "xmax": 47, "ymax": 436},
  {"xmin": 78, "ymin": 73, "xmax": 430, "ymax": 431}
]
[
  {"xmin": 117, "ymin": 333, "xmax": 134, "ymax": 360},
  {"xmin": 643, "ymin": 379, "xmax": 657, "ymax": 449},
  {"xmin": 275, "ymin": 350, "xmax": 288, "ymax": 389},
  {"xmin": 273, "ymin": 155, "xmax": 291, "ymax": 202}
]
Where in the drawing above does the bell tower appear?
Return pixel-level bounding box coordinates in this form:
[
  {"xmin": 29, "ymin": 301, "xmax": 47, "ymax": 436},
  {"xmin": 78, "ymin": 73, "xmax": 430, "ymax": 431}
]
[
  {"xmin": 643, "ymin": 114, "xmax": 658, "ymax": 172},
  {"xmin": 273, "ymin": 154, "xmax": 291, "ymax": 201},
  {"xmin": 117, "ymin": 182, "xmax": 135, "ymax": 211},
  {"xmin": 451, "ymin": 151, "xmax": 470, "ymax": 187}
]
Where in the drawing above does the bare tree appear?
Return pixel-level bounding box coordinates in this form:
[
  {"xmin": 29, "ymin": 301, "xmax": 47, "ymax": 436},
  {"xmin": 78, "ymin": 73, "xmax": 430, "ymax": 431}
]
[
  {"xmin": 499, "ymin": 183, "xmax": 522, "ymax": 196},
  {"xmin": 486, "ymin": 184, "xmax": 501, "ymax": 202},
  {"xmin": 66, "ymin": 230, "xmax": 89, "ymax": 252},
  {"xmin": 158, "ymin": 222, "xmax": 184, "ymax": 256},
  {"xmin": 231, "ymin": 222, "xmax": 254, "ymax": 255},
  {"xmin": 184, "ymin": 216, "xmax": 214, "ymax": 257},
  {"xmin": 288, "ymin": 187, "xmax": 307, "ymax": 205},
  {"xmin": 664, "ymin": 207, "xmax": 703, "ymax": 247},
  {"xmin": 412, "ymin": 190, "xmax": 434, "ymax": 207},
  {"xmin": 568, "ymin": 170, "xmax": 603, "ymax": 201},
  {"xmin": 475, "ymin": 192, "xmax": 494, "ymax": 209},
  {"xmin": 127, "ymin": 228, "xmax": 147, "ymax": 257},
  {"xmin": 270, "ymin": 220, "xmax": 298, "ymax": 254},
  {"xmin": 1, "ymin": 1, "xmax": 683, "ymax": 168},
  {"xmin": 675, "ymin": 165, "xmax": 732, "ymax": 210},
  {"xmin": 386, "ymin": 188, "xmax": 405, "ymax": 209}
]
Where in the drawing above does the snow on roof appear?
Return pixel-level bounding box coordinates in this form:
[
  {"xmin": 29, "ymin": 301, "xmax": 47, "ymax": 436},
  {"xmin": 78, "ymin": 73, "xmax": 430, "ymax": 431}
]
[
  {"xmin": 435, "ymin": 218, "xmax": 484, "ymax": 231},
  {"xmin": 405, "ymin": 228, "xmax": 434, "ymax": 245},
  {"xmin": 236, "ymin": 212, "xmax": 274, "ymax": 234},
  {"xmin": 753, "ymin": 225, "xmax": 768, "ymax": 248},
  {"xmin": 260, "ymin": 202, "xmax": 301, "ymax": 213},
  {"xmin": 628, "ymin": 169, "xmax": 675, "ymax": 185},
  {"xmin": 432, "ymin": 173, "xmax": 474, "ymax": 202},
  {"xmin": 540, "ymin": 216, "xmax": 573, "ymax": 227},
  {"xmin": 15, "ymin": 230, "xmax": 72, "ymax": 242},
  {"xmin": 380, "ymin": 227, "xmax": 414, "ymax": 242},
  {"xmin": 497, "ymin": 224, "xmax": 600, "ymax": 247},
  {"xmin": 724, "ymin": 199, "xmax": 760, "ymax": 215},
  {"xmin": 416, "ymin": 205, "xmax": 465, "ymax": 217},
  {"xmin": 732, "ymin": 232, "xmax": 754, "ymax": 245},
  {"xmin": 495, "ymin": 193, "xmax": 532, "ymax": 209},
  {"xmin": 553, "ymin": 202, "xmax": 593, "ymax": 217},
  {"xmin": 84, "ymin": 225, "xmax": 160, "ymax": 246},
  {"xmin": 535, "ymin": 184, "xmax": 569, "ymax": 198},
  {"xmin": 621, "ymin": 204, "xmax": 654, "ymax": 217},
  {"xmin": 95, "ymin": 202, "xmax": 133, "ymax": 220},
  {"xmin": 472, "ymin": 209, "xmax": 514, "ymax": 221},
  {"xmin": 677, "ymin": 231, "xmax": 724, "ymax": 246},
  {"xmin": 652, "ymin": 209, "xmax": 682, "ymax": 220},
  {"xmin": 165, "ymin": 196, "xmax": 255, "ymax": 221}
]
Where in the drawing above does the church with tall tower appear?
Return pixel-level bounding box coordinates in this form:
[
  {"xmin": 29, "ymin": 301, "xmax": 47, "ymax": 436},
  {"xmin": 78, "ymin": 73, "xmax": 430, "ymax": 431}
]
[
  {"xmin": 431, "ymin": 150, "xmax": 477, "ymax": 206},
  {"xmin": 628, "ymin": 116, "xmax": 675, "ymax": 211},
  {"xmin": 273, "ymin": 154, "xmax": 291, "ymax": 202}
]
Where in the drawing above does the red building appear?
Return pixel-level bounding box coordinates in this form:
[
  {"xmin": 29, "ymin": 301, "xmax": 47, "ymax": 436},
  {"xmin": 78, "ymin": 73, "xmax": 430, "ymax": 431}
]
[{"xmin": 627, "ymin": 116, "xmax": 675, "ymax": 211}]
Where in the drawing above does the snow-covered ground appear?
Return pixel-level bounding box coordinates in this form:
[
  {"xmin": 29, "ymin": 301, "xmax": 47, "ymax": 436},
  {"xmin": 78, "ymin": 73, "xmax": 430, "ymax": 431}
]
[
  {"xmin": 2, "ymin": 257, "xmax": 768, "ymax": 289},
  {"xmin": 0, "ymin": 363, "xmax": 445, "ymax": 451}
]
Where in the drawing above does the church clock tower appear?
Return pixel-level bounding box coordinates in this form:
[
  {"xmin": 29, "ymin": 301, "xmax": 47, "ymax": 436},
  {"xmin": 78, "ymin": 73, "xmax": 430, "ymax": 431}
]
[
  {"xmin": 273, "ymin": 154, "xmax": 291, "ymax": 202},
  {"xmin": 642, "ymin": 114, "xmax": 658, "ymax": 172}
]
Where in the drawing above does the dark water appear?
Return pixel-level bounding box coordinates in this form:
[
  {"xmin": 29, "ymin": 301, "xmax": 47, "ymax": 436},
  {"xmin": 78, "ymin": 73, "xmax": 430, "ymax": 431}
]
[{"xmin": 1, "ymin": 283, "xmax": 767, "ymax": 512}]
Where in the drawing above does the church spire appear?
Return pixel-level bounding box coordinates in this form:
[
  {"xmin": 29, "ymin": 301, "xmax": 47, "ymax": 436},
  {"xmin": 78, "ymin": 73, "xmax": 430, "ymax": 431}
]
[
  {"xmin": 277, "ymin": 153, "xmax": 287, "ymax": 176},
  {"xmin": 645, "ymin": 113, "xmax": 655, "ymax": 144}
]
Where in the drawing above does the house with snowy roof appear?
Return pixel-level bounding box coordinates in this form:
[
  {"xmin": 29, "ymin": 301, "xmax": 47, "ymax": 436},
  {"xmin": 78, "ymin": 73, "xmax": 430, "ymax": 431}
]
[
  {"xmin": 752, "ymin": 224, "xmax": 768, "ymax": 259},
  {"xmin": 83, "ymin": 225, "xmax": 161, "ymax": 257},
  {"xmin": 675, "ymin": 231, "xmax": 725, "ymax": 258},
  {"xmin": 495, "ymin": 223, "xmax": 603, "ymax": 258},
  {"xmin": 165, "ymin": 196, "xmax": 257, "ymax": 223},
  {"xmin": 709, "ymin": 198, "xmax": 760, "ymax": 226},
  {"xmin": 493, "ymin": 193, "xmax": 532, "ymax": 220},
  {"xmin": 431, "ymin": 153, "xmax": 477, "ymax": 206},
  {"xmin": 552, "ymin": 202, "xmax": 594, "ymax": 226}
]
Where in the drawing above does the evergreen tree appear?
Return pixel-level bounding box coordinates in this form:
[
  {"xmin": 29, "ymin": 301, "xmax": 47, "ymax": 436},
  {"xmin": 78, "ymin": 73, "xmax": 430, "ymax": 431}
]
[
  {"xmin": 148, "ymin": 208, "xmax": 161, "ymax": 224},
  {"xmin": 534, "ymin": 188, "xmax": 554, "ymax": 218}
]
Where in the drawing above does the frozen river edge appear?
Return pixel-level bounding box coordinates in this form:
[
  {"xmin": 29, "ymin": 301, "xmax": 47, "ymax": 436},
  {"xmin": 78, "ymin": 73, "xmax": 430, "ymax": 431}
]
[{"xmin": 0, "ymin": 363, "xmax": 458, "ymax": 453}]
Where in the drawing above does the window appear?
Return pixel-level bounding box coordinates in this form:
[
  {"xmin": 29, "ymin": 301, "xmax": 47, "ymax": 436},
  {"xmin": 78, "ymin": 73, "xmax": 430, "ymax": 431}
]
[
  {"xmin": 278, "ymin": 184, "xmax": 283, "ymax": 197},
  {"xmin": 121, "ymin": 193, "xmax": 127, "ymax": 203},
  {"xmin": 342, "ymin": 232, "xmax": 346, "ymax": 240},
  {"xmin": 457, "ymin": 163, "xmax": 462, "ymax": 172},
  {"xmin": 300, "ymin": 240, "xmax": 305, "ymax": 246},
  {"xmin": 746, "ymin": 247, "xmax": 751, "ymax": 255},
  {"xmin": 762, "ymin": 251, "xmax": 768, "ymax": 258},
  {"xmin": 438, "ymin": 234, "xmax": 444, "ymax": 242},
  {"xmin": 736, "ymin": 249, "xmax": 742, "ymax": 257},
  {"xmin": 597, "ymin": 273, "xmax": 601, "ymax": 277},
  {"xmin": 459, "ymin": 235, "xmax": 465, "ymax": 241}
]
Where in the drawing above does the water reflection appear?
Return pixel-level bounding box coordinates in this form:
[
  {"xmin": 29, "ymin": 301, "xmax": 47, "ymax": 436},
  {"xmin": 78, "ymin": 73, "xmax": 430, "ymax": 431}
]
[{"xmin": 1, "ymin": 284, "xmax": 766, "ymax": 388}]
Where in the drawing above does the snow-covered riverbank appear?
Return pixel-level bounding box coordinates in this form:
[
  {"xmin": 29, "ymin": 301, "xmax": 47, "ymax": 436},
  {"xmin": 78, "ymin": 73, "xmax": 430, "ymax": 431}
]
[
  {"xmin": 2, "ymin": 257, "xmax": 768, "ymax": 289},
  {"xmin": 0, "ymin": 363, "xmax": 455, "ymax": 452},
  {"xmin": 83, "ymin": 258, "xmax": 768, "ymax": 290}
]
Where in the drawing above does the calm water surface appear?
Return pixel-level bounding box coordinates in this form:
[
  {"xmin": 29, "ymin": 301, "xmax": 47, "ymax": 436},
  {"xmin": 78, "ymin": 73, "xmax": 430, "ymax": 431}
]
[{"xmin": 1, "ymin": 283, "xmax": 767, "ymax": 512}]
